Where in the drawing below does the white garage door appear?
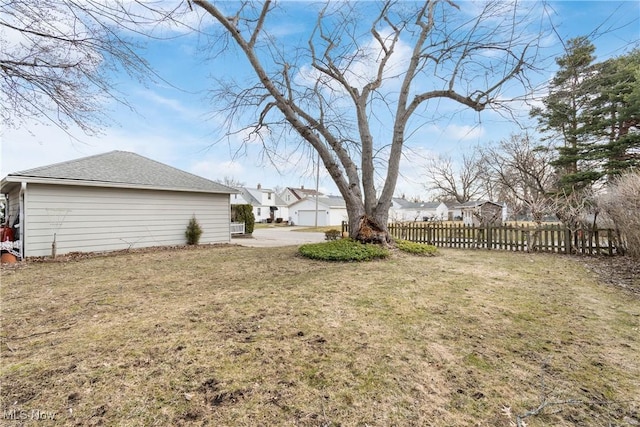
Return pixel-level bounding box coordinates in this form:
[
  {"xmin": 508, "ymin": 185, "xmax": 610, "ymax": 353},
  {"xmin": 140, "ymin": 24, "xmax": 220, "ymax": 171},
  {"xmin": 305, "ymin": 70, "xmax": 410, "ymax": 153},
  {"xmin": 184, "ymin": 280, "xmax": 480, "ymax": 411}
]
[{"xmin": 298, "ymin": 210, "xmax": 327, "ymax": 226}]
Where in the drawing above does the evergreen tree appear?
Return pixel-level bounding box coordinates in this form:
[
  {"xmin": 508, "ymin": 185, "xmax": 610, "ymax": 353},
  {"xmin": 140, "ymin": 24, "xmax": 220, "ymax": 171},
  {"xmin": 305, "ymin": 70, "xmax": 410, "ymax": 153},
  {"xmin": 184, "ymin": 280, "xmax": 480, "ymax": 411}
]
[
  {"xmin": 583, "ymin": 50, "xmax": 640, "ymax": 180},
  {"xmin": 532, "ymin": 39, "xmax": 639, "ymax": 191},
  {"xmin": 531, "ymin": 37, "xmax": 597, "ymax": 191}
]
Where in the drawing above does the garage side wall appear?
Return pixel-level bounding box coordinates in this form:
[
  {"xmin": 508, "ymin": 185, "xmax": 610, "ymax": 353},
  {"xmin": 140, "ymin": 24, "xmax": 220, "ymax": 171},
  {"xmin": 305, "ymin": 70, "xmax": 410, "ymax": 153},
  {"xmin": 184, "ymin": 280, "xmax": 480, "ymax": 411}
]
[
  {"xmin": 328, "ymin": 208, "xmax": 348, "ymax": 227},
  {"xmin": 24, "ymin": 184, "xmax": 230, "ymax": 257}
]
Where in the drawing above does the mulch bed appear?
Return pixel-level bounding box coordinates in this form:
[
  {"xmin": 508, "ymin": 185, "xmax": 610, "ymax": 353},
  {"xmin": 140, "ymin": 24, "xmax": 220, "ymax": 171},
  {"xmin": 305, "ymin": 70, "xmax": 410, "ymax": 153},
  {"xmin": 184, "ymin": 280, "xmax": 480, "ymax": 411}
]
[{"xmin": 577, "ymin": 255, "xmax": 640, "ymax": 296}]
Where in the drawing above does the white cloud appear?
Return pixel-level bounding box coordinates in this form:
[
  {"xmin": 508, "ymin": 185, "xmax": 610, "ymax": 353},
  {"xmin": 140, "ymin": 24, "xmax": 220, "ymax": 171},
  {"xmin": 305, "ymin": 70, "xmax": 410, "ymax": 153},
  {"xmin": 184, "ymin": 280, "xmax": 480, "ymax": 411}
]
[
  {"xmin": 189, "ymin": 160, "xmax": 244, "ymax": 181},
  {"xmin": 1, "ymin": 116, "xmax": 203, "ymax": 178},
  {"xmin": 136, "ymin": 90, "xmax": 199, "ymax": 118},
  {"xmin": 424, "ymin": 123, "xmax": 485, "ymax": 142},
  {"xmin": 447, "ymin": 124, "xmax": 485, "ymax": 141}
]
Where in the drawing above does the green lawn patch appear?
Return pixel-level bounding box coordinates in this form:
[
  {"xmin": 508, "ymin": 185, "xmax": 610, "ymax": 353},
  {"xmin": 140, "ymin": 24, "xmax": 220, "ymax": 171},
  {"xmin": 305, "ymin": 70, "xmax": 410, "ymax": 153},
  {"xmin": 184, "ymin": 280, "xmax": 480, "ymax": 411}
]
[
  {"xmin": 395, "ymin": 239, "xmax": 438, "ymax": 256},
  {"xmin": 298, "ymin": 238, "xmax": 389, "ymax": 261}
]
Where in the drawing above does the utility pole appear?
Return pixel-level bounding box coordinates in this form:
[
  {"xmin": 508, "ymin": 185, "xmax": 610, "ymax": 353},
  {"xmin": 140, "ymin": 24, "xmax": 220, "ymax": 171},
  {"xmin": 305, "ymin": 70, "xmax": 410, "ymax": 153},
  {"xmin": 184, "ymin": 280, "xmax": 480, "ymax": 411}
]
[{"xmin": 315, "ymin": 150, "xmax": 320, "ymax": 228}]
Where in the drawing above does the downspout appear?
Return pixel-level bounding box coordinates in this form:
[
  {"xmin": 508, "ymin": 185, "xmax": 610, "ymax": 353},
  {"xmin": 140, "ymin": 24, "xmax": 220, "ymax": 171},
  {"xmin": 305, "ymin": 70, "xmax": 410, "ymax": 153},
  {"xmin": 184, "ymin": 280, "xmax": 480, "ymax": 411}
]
[{"xmin": 19, "ymin": 182, "xmax": 26, "ymax": 259}]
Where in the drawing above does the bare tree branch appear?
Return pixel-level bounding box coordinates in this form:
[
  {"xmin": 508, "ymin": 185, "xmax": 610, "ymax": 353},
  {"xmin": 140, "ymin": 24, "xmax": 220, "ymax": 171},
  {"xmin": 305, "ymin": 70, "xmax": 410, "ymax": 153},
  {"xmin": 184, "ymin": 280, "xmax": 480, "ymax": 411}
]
[{"xmin": 188, "ymin": 0, "xmax": 550, "ymax": 240}]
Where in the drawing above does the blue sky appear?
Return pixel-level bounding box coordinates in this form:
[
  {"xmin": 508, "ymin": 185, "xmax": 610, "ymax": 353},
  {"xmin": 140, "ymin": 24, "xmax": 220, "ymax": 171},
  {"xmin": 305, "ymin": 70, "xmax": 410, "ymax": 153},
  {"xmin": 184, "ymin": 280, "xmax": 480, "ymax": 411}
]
[{"xmin": 1, "ymin": 1, "xmax": 638, "ymax": 199}]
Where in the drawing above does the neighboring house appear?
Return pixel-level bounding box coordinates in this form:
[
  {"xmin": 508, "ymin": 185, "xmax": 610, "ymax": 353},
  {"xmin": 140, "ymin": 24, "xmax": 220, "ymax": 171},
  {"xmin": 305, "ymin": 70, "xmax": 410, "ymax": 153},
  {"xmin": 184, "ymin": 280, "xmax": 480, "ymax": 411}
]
[
  {"xmin": 457, "ymin": 201, "xmax": 505, "ymax": 226},
  {"xmin": 389, "ymin": 198, "xmax": 449, "ymax": 222},
  {"xmin": 280, "ymin": 186, "xmax": 323, "ymax": 206},
  {"xmin": 445, "ymin": 202, "xmax": 463, "ymax": 221},
  {"xmin": 233, "ymin": 184, "xmax": 288, "ymax": 223},
  {"xmin": 289, "ymin": 195, "xmax": 348, "ymax": 226},
  {"xmin": 0, "ymin": 151, "xmax": 237, "ymax": 258},
  {"xmin": 230, "ymin": 191, "xmax": 250, "ymax": 206}
]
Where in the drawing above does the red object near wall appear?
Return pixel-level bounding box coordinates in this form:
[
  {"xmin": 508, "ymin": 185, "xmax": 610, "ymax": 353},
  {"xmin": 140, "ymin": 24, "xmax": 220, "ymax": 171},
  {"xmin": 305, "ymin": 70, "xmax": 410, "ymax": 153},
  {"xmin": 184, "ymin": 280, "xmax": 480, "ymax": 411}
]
[{"xmin": 1, "ymin": 227, "xmax": 14, "ymax": 242}]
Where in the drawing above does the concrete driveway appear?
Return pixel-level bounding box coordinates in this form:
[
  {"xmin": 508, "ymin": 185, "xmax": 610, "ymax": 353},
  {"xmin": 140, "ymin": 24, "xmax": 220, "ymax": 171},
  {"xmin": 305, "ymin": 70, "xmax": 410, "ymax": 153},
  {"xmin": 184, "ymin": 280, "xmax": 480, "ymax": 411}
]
[{"xmin": 233, "ymin": 226, "xmax": 326, "ymax": 247}]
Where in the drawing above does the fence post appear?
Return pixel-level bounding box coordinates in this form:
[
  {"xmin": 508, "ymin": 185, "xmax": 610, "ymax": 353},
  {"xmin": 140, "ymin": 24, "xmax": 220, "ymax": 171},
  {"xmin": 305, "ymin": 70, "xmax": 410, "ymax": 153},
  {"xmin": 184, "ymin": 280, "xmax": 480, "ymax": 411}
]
[
  {"xmin": 486, "ymin": 225, "xmax": 492, "ymax": 250},
  {"xmin": 564, "ymin": 227, "xmax": 571, "ymax": 254},
  {"xmin": 607, "ymin": 229, "xmax": 613, "ymax": 256}
]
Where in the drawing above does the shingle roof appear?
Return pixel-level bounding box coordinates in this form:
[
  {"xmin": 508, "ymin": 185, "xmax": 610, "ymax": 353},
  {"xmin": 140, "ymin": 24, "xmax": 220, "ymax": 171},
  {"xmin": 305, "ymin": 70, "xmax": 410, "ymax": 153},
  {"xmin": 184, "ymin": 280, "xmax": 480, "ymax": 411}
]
[
  {"xmin": 287, "ymin": 187, "xmax": 323, "ymax": 200},
  {"xmin": 393, "ymin": 198, "xmax": 441, "ymax": 210},
  {"xmin": 290, "ymin": 195, "xmax": 346, "ymax": 208},
  {"xmin": 454, "ymin": 200, "xmax": 503, "ymax": 209},
  {"xmin": 319, "ymin": 195, "xmax": 346, "ymax": 208},
  {"xmin": 4, "ymin": 151, "xmax": 236, "ymax": 194}
]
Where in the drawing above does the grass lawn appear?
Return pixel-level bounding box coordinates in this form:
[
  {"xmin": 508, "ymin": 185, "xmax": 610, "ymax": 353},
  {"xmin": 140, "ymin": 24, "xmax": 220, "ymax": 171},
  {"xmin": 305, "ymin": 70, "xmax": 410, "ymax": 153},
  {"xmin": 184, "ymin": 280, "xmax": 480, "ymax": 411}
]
[{"xmin": 1, "ymin": 246, "xmax": 638, "ymax": 426}]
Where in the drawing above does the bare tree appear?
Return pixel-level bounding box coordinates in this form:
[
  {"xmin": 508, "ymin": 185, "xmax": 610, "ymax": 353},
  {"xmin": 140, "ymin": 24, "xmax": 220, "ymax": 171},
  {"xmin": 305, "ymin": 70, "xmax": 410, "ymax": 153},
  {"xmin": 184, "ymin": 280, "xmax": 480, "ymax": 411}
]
[
  {"xmin": 599, "ymin": 171, "xmax": 640, "ymax": 258},
  {"xmin": 0, "ymin": 0, "xmax": 167, "ymax": 134},
  {"xmin": 4, "ymin": 1, "xmax": 548, "ymax": 242},
  {"xmin": 215, "ymin": 176, "xmax": 245, "ymax": 189},
  {"xmin": 480, "ymin": 134, "xmax": 558, "ymax": 224},
  {"xmin": 423, "ymin": 150, "xmax": 486, "ymax": 204},
  {"xmin": 185, "ymin": 0, "xmax": 547, "ymax": 242}
]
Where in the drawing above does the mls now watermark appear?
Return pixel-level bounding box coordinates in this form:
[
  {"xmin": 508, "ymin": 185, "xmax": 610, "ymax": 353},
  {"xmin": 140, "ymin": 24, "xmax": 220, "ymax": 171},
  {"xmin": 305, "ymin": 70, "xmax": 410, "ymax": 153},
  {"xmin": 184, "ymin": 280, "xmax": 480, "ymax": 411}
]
[{"xmin": 3, "ymin": 409, "xmax": 57, "ymax": 421}]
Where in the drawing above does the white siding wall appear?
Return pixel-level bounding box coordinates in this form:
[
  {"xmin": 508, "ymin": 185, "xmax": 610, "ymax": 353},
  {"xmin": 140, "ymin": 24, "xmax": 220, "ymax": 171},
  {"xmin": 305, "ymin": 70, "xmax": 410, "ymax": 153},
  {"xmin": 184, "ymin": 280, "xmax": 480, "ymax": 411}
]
[
  {"xmin": 436, "ymin": 203, "xmax": 449, "ymax": 220},
  {"xmin": 24, "ymin": 184, "xmax": 230, "ymax": 257},
  {"xmin": 253, "ymin": 206, "xmax": 270, "ymax": 223},
  {"xmin": 297, "ymin": 210, "xmax": 328, "ymax": 226},
  {"xmin": 281, "ymin": 189, "xmax": 298, "ymax": 205},
  {"xmin": 328, "ymin": 208, "xmax": 348, "ymax": 226}
]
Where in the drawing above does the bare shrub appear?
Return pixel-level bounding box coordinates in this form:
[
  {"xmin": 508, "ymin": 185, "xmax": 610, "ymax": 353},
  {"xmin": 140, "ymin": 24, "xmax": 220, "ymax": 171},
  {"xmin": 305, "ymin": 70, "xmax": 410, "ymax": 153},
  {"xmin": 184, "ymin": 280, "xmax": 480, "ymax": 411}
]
[{"xmin": 599, "ymin": 171, "xmax": 640, "ymax": 258}]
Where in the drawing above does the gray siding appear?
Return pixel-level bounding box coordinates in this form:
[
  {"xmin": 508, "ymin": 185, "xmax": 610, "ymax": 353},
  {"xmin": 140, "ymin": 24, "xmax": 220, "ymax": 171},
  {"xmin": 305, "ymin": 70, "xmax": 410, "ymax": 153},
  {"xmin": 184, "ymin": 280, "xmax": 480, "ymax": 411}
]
[{"xmin": 24, "ymin": 184, "xmax": 230, "ymax": 257}]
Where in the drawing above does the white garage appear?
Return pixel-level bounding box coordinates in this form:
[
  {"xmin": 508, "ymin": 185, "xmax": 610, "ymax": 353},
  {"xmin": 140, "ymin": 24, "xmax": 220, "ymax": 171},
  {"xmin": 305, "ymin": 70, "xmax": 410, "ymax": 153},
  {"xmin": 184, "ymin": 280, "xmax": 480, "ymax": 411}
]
[
  {"xmin": 1, "ymin": 151, "xmax": 237, "ymax": 258},
  {"xmin": 290, "ymin": 196, "xmax": 348, "ymax": 227},
  {"xmin": 297, "ymin": 209, "xmax": 328, "ymax": 227}
]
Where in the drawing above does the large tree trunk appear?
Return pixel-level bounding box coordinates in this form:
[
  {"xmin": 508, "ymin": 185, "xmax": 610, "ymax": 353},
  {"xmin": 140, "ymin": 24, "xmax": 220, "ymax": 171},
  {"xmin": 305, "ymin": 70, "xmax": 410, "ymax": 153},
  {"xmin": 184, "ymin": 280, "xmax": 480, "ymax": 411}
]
[
  {"xmin": 189, "ymin": 1, "xmax": 542, "ymax": 249},
  {"xmin": 344, "ymin": 197, "xmax": 391, "ymax": 244},
  {"xmin": 354, "ymin": 215, "xmax": 391, "ymax": 244}
]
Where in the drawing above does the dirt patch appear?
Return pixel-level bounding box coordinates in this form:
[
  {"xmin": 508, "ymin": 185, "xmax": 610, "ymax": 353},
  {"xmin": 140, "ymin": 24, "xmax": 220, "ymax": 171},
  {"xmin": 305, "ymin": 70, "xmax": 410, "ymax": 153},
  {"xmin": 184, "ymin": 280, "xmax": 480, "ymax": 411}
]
[{"xmin": 578, "ymin": 255, "xmax": 640, "ymax": 295}]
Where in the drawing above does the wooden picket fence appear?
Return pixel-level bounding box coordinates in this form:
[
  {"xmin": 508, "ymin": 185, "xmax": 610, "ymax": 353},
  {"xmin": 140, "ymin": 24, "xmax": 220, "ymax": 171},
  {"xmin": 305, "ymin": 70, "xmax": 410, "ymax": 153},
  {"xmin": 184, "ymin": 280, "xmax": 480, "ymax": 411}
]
[{"xmin": 342, "ymin": 222, "xmax": 622, "ymax": 256}]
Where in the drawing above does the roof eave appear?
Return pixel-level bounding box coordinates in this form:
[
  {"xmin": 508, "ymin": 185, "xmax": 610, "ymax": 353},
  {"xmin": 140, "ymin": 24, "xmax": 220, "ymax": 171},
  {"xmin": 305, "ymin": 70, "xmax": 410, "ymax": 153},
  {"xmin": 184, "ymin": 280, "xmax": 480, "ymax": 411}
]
[{"xmin": 2, "ymin": 175, "xmax": 236, "ymax": 194}]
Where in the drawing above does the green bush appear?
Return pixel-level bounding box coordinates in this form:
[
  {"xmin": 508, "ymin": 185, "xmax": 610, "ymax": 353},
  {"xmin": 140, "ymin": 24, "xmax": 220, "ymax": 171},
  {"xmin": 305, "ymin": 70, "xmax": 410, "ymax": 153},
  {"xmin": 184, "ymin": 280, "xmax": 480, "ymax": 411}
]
[
  {"xmin": 324, "ymin": 229, "xmax": 342, "ymax": 241},
  {"xmin": 395, "ymin": 239, "xmax": 438, "ymax": 256},
  {"xmin": 234, "ymin": 204, "xmax": 255, "ymax": 234},
  {"xmin": 299, "ymin": 239, "xmax": 389, "ymax": 262},
  {"xmin": 185, "ymin": 215, "xmax": 203, "ymax": 245}
]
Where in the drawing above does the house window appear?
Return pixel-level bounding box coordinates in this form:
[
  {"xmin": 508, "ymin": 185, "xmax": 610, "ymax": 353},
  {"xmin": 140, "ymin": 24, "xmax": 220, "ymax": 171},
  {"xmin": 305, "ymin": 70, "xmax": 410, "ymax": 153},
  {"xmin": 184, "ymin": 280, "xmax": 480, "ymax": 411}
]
[
  {"xmin": 257, "ymin": 208, "xmax": 261, "ymax": 216},
  {"xmin": 268, "ymin": 192, "xmax": 272, "ymax": 200}
]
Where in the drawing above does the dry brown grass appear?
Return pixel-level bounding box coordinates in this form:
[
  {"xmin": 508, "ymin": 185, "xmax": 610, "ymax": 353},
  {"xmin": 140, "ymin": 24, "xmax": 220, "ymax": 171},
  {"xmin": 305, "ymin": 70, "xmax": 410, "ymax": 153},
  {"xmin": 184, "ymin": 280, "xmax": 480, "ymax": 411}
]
[{"xmin": 1, "ymin": 246, "xmax": 639, "ymax": 426}]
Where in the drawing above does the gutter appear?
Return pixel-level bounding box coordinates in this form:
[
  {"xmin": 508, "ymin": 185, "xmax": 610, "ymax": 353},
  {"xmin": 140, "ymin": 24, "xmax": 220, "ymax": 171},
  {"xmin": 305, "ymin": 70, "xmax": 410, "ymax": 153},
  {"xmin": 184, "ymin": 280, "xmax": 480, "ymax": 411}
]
[
  {"xmin": 18, "ymin": 182, "xmax": 25, "ymax": 259},
  {"xmin": 3, "ymin": 175, "xmax": 238, "ymax": 195}
]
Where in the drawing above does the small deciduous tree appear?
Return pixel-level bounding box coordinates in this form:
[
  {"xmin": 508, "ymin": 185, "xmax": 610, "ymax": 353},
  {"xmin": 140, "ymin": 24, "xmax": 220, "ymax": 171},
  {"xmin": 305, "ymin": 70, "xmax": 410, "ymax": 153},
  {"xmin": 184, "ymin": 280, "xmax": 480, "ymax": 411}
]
[
  {"xmin": 479, "ymin": 134, "xmax": 557, "ymax": 224},
  {"xmin": 599, "ymin": 171, "xmax": 640, "ymax": 258},
  {"xmin": 215, "ymin": 176, "xmax": 245, "ymax": 190},
  {"xmin": 423, "ymin": 151, "xmax": 486, "ymax": 204}
]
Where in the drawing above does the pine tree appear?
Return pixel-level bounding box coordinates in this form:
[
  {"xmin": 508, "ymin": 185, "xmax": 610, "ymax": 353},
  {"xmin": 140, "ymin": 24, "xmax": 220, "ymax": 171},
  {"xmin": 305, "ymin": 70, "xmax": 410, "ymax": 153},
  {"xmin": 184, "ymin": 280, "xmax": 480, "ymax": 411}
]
[
  {"xmin": 532, "ymin": 39, "xmax": 639, "ymax": 191},
  {"xmin": 531, "ymin": 37, "xmax": 597, "ymax": 191},
  {"xmin": 583, "ymin": 50, "xmax": 640, "ymax": 180}
]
